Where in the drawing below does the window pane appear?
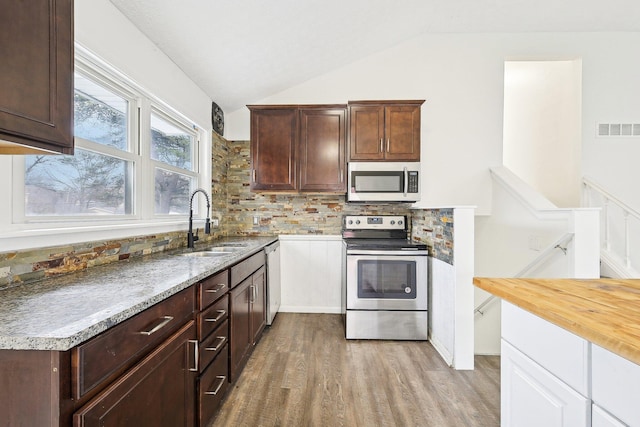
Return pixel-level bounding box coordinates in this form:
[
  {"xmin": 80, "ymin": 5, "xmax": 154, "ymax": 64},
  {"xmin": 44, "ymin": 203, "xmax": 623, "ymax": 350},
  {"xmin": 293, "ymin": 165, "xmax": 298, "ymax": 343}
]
[
  {"xmin": 150, "ymin": 113, "xmax": 193, "ymax": 170},
  {"xmin": 155, "ymin": 168, "xmax": 193, "ymax": 215},
  {"xmin": 74, "ymin": 73, "xmax": 128, "ymax": 150},
  {"xmin": 25, "ymin": 149, "xmax": 132, "ymax": 216}
]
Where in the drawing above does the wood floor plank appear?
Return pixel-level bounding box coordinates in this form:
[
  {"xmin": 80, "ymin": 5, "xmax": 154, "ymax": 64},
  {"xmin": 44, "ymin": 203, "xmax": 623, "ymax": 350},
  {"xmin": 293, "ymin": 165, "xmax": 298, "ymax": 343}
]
[{"xmin": 210, "ymin": 313, "xmax": 500, "ymax": 427}]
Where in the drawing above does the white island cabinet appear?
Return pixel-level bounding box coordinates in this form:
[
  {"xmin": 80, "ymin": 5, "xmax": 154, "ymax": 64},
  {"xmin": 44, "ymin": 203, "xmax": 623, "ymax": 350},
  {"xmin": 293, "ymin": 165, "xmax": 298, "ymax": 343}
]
[
  {"xmin": 502, "ymin": 300, "xmax": 640, "ymax": 427},
  {"xmin": 501, "ymin": 301, "xmax": 590, "ymax": 427}
]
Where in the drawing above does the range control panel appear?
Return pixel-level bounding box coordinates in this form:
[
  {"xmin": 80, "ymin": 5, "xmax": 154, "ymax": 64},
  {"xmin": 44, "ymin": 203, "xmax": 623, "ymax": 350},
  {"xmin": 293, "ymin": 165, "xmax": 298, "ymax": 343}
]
[{"xmin": 343, "ymin": 215, "xmax": 407, "ymax": 231}]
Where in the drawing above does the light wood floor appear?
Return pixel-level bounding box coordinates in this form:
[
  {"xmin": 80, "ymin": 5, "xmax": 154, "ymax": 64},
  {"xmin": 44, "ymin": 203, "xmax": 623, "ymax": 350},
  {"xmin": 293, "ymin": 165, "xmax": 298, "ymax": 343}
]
[{"xmin": 210, "ymin": 313, "xmax": 500, "ymax": 427}]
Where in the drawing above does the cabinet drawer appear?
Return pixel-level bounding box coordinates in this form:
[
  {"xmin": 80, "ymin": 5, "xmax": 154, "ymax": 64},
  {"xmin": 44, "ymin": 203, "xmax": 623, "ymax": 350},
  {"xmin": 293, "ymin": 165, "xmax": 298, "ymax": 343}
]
[
  {"xmin": 501, "ymin": 301, "xmax": 590, "ymax": 396},
  {"xmin": 592, "ymin": 344, "xmax": 640, "ymax": 426},
  {"xmin": 199, "ymin": 319, "xmax": 228, "ymax": 372},
  {"xmin": 198, "ymin": 347, "xmax": 229, "ymax": 427},
  {"xmin": 198, "ymin": 270, "xmax": 228, "ymax": 310},
  {"xmin": 72, "ymin": 287, "xmax": 195, "ymax": 399},
  {"xmin": 198, "ymin": 294, "xmax": 229, "ymax": 340},
  {"xmin": 231, "ymin": 251, "xmax": 265, "ymax": 288}
]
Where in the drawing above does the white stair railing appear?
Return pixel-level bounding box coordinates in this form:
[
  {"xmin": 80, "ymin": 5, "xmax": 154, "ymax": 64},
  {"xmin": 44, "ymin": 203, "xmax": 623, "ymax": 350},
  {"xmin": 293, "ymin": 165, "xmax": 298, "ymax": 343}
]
[
  {"xmin": 474, "ymin": 233, "xmax": 574, "ymax": 316},
  {"xmin": 583, "ymin": 177, "xmax": 640, "ymax": 275}
]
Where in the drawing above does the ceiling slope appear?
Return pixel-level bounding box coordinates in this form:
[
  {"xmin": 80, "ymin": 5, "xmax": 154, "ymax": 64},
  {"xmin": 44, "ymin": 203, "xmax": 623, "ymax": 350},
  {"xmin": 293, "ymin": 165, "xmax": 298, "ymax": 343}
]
[{"xmin": 108, "ymin": 0, "xmax": 640, "ymax": 112}]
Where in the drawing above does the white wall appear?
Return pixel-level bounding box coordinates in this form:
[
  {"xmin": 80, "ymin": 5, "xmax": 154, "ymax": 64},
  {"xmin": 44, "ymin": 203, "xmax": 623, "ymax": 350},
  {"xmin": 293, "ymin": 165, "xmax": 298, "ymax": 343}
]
[
  {"xmin": 503, "ymin": 60, "xmax": 582, "ymax": 208},
  {"xmin": 226, "ymin": 32, "xmax": 640, "ymax": 216},
  {"xmin": 75, "ymin": 0, "xmax": 212, "ymax": 130}
]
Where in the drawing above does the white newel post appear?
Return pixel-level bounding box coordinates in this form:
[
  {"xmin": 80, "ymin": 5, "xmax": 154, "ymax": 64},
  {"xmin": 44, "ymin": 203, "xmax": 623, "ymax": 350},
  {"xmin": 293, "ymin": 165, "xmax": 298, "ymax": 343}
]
[{"xmin": 569, "ymin": 208, "xmax": 600, "ymax": 279}]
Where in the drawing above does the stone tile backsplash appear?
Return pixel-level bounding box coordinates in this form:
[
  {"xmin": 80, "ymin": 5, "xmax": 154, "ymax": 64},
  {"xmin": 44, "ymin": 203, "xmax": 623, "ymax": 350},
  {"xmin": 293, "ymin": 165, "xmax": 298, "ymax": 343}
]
[
  {"xmin": 1, "ymin": 134, "xmax": 455, "ymax": 288},
  {"xmin": 411, "ymin": 208, "xmax": 454, "ymax": 265}
]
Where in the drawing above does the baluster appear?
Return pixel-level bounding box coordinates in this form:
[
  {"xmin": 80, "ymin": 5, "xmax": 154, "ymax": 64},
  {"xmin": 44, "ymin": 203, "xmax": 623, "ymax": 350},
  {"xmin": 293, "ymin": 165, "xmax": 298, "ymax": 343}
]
[
  {"xmin": 624, "ymin": 211, "xmax": 631, "ymax": 268},
  {"xmin": 603, "ymin": 198, "xmax": 610, "ymax": 252}
]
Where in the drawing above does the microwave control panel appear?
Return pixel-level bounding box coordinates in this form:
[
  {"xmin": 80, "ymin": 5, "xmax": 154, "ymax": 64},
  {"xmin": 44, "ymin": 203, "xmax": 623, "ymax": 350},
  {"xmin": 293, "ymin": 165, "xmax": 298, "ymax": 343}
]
[{"xmin": 407, "ymin": 171, "xmax": 419, "ymax": 193}]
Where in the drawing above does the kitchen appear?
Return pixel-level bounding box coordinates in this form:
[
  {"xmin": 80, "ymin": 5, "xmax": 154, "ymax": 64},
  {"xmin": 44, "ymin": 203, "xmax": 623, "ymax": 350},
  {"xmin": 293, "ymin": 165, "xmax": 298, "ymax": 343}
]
[{"xmin": 2, "ymin": 1, "xmax": 640, "ymax": 426}]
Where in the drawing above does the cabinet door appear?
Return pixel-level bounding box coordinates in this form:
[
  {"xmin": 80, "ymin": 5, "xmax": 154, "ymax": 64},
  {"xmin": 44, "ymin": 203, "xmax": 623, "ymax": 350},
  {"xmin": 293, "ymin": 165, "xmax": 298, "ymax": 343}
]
[
  {"xmin": 592, "ymin": 405, "xmax": 626, "ymax": 427},
  {"xmin": 348, "ymin": 105, "xmax": 385, "ymax": 160},
  {"xmin": 229, "ymin": 278, "xmax": 252, "ymax": 382},
  {"xmin": 299, "ymin": 107, "xmax": 346, "ymax": 192},
  {"xmin": 74, "ymin": 321, "xmax": 197, "ymax": 427},
  {"xmin": 0, "ymin": 0, "xmax": 74, "ymax": 154},
  {"xmin": 384, "ymin": 104, "xmax": 421, "ymax": 161},
  {"xmin": 501, "ymin": 340, "xmax": 589, "ymax": 427},
  {"xmin": 250, "ymin": 108, "xmax": 297, "ymax": 191},
  {"xmin": 250, "ymin": 266, "xmax": 267, "ymax": 344}
]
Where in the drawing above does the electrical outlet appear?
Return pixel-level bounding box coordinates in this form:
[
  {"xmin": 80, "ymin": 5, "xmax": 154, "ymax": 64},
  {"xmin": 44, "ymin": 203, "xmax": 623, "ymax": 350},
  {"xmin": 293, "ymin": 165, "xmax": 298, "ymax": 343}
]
[
  {"xmin": 212, "ymin": 218, "xmax": 219, "ymax": 227},
  {"xmin": 253, "ymin": 216, "xmax": 259, "ymax": 225}
]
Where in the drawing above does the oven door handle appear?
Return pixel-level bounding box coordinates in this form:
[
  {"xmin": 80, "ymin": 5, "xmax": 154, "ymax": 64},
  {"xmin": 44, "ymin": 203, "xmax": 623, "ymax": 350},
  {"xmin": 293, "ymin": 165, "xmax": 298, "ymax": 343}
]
[{"xmin": 346, "ymin": 250, "xmax": 429, "ymax": 256}]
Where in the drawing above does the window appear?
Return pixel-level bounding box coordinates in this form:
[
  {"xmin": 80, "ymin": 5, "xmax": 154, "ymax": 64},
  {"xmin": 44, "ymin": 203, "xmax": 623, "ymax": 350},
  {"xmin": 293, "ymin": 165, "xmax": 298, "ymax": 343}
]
[
  {"xmin": 11, "ymin": 49, "xmax": 208, "ymax": 236},
  {"xmin": 150, "ymin": 111, "xmax": 198, "ymax": 215},
  {"xmin": 25, "ymin": 72, "xmax": 135, "ymax": 216}
]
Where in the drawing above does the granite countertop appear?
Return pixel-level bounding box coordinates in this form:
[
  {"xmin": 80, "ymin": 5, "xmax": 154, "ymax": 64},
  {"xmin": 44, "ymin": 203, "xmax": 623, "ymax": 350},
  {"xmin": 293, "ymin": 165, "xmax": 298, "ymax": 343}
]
[
  {"xmin": 0, "ymin": 236, "xmax": 277, "ymax": 351},
  {"xmin": 473, "ymin": 277, "xmax": 640, "ymax": 365}
]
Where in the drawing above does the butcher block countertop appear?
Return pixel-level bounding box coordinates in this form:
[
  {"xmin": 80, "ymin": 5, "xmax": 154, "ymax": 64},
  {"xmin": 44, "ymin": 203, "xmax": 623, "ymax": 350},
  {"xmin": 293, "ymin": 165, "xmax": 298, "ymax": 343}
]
[{"xmin": 473, "ymin": 277, "xmax": 640, "ymax": 366}]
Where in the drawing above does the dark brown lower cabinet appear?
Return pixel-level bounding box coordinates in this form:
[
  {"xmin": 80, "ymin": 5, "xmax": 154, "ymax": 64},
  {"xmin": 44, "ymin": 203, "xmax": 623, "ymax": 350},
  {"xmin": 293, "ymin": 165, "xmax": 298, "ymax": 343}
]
[
  {"xmin": 230, "ymin": 265, "xmax": 266, "ymax": 382},
  {"xmin": 0, "ymin": 252, "xmax": 268, "ymax": 426},
  {"xmin": 73, "ymin": 321, "xmax": 197, "ymax": 427}
]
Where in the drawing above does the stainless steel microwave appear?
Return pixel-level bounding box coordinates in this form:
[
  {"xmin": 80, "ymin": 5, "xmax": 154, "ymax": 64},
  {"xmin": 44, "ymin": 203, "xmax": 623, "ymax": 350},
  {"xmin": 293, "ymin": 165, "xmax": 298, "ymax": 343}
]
[{"xmin": 347, "ymin": 162, "xmax": 421, "ymax": 203}]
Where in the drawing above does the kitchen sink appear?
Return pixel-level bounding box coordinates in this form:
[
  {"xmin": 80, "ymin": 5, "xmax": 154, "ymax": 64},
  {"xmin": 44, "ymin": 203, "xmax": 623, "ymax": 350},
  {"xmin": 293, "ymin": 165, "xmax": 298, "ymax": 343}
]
[
  {"xmin": 200, "ymin": 246, "xmax": 241, "ymax": 252},
  {"xmin": 176, "ymin": 251, "xmax": 232, "ymax": 258}
]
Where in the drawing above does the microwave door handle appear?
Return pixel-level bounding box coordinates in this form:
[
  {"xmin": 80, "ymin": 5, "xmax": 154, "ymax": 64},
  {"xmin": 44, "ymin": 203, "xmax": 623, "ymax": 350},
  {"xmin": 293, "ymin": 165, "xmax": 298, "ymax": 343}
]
[{"xmin": 403, "ymin": 167, "xmax": 408, "ymax": 197}]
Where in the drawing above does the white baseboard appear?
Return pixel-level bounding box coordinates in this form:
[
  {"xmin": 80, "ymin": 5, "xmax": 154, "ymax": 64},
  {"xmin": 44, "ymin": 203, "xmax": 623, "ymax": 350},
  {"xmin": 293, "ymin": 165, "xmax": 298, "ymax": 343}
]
[
  {"xmin": 278, "ymin": 305, "xmax": 343, "ymax": 314},
  {"xmin": 429, "ymin": 335, "xmax": 454, "ymax": 367}
]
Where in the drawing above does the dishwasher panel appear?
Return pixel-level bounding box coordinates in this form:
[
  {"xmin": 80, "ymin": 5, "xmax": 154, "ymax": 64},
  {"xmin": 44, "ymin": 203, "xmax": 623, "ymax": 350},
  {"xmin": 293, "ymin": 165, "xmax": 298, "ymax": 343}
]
[{"xmin": 265, "ymin": 241, "xmax": 281, "ymax": 325}]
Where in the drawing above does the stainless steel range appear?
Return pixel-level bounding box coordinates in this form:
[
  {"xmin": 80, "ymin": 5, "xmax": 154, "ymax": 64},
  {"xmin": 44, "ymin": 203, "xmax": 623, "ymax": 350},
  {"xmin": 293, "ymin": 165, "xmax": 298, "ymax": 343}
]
[{"xmin": 342, "ymin": 215, "xmax": 429, "ymax": 340}]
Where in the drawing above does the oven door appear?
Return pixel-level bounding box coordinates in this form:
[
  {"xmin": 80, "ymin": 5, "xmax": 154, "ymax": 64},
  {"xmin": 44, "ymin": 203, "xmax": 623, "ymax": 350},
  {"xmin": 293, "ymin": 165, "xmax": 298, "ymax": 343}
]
[{"xmin": 346, "ymin": 250, "xmax": 428, "ymax": 310}]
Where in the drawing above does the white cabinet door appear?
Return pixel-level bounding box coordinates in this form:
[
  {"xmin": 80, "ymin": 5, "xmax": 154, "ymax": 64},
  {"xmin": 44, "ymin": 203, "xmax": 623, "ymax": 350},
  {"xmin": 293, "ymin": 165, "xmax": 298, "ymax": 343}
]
[
  {"xmin": 279, "ymin": 235, "xmax": 343, "ymax": 313},
  {"xmin": 592, "ymin": 405, "xmax": 627, "ymax": 427},
  {"xmin": 501, "ymin": 340, "xmax": 590, "ymax": 427}
]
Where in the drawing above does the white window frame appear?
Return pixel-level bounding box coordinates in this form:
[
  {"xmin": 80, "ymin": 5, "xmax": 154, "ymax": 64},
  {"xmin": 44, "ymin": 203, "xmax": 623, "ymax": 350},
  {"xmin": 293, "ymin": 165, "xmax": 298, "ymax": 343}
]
[{"xmin": 2, "ymin": 46, "xmax": 211, "ymax": 251}]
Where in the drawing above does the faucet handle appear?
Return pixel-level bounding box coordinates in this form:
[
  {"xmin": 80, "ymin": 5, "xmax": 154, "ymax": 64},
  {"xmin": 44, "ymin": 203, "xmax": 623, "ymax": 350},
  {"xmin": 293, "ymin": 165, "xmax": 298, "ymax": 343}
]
[{"xmin": 205, "ymin": 217, "xmax": 211, "ymax": 234}]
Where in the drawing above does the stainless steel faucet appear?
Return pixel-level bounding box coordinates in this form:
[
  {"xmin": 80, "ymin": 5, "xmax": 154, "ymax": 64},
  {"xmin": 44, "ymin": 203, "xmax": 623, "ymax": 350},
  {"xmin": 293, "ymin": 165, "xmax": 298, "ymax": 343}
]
[{"xmin": 187, "ymin": 188, "xmax": 211, "ymax": 248}]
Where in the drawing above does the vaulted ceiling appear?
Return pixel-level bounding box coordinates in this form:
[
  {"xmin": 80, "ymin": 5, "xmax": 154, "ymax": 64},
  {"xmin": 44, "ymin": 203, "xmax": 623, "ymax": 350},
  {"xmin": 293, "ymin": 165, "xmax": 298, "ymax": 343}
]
[{"xmin": 109, "ymin": 0, "xmax": 640, "ymax": 113}]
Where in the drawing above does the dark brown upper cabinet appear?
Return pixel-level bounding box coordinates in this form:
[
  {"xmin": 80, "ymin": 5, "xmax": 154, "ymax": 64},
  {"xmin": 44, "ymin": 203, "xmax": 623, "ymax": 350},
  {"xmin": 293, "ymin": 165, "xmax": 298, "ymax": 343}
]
[
  {"xmin": 0, "ymin": 0, "xmax": 74, "ymax": 155},
  {"xmin": 248, "ymin": 105, "xmax": 347, "ymax": 193},
  {"xmin": 348, "ymin": 100, "xmax": 424, "ymax": 161}
]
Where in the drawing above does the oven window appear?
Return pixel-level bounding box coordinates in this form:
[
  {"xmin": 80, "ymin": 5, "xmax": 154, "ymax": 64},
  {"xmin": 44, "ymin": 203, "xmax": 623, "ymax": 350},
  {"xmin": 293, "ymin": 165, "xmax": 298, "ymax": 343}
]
[{"xmin": 357, "ymin": 260, "xmax": 417, "ymax": 299}]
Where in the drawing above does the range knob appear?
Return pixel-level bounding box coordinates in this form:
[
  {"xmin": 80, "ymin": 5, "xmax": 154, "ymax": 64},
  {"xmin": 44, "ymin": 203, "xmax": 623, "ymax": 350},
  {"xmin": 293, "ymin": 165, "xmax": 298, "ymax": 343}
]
[
  {"xmin": 348, "ymin": 220, "xmax": 353, "ymax": 225},
  {"xmin": 390, "ymin": 220, "xmax": 396, "ymax": 225},
  {"xmin": 355, "ymin": 220, "xmax": 361, "ymax": 225},
  {"xmin": 398, "ymin": 220, "xmax": 403, "ymax": 226}
]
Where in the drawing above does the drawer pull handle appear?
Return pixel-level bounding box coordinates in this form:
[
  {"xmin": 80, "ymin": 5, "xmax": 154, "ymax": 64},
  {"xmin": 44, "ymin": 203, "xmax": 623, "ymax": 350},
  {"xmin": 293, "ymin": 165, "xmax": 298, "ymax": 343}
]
[
  {"xmin": 139, "ymin": 316, "xmax": 174, "ymax": 336},
  {"xmin": 205, "ymin": 336, "xmax": 227, "ymax": 352},
  {"xmin": 205, "ymin": 284, "xmax": 226, "ymax": 294},
  {"xmin": 205, "ymin": 375, "xmax": 227, "ymax": 396},
  {"xmin": 188, "ymin": 339, "xmax": 199, "ymax": 372},
  {"xmin": 205, "ymin": 310, "xmax": 226, "ymax": 323}
]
